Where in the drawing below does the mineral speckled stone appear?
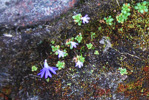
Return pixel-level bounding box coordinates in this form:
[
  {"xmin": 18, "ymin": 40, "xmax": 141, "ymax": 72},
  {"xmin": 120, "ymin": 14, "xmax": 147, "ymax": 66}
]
[{"xmin": 0, "ymin": 0, "xmax": 79, "ymax": 27}]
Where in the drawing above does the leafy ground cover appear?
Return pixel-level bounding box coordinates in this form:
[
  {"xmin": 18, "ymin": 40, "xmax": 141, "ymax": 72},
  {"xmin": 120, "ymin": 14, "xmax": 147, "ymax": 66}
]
[{"xmin": 28, "ymin": 1, "xmax": 148, "ymax": 99}]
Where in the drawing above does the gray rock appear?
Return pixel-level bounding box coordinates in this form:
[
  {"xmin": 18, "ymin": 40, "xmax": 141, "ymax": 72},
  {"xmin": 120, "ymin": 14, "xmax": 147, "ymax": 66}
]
[{"xmin": 0, "ymin": 0, "xmax": 79, "ymax": 28}]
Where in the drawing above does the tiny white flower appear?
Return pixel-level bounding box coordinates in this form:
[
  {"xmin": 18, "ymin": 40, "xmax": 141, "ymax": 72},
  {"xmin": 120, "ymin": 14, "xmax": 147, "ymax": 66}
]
[
  {"xmin": 81, "ymin": 15, "xmax": 90, "ymax": 24},
  {"xmin": 57, "ymin": 50, "xmax": 65, "ymax": 58},
  {"xmin": 75, "ymin": 60, "xmax": 83, "ymax": 68},
  {"xmin": 70, "ymin": 41, "xmax": 78, "ymax": 49}
]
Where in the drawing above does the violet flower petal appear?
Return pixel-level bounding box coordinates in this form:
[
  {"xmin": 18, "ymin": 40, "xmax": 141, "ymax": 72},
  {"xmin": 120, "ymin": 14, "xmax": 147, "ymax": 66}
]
[
  {"xmin": 38, "ymin": 68, "xmax": 46, "ymax": 78},
  {"xmin": 45, "ymin": 69, "xmax": 52, "ymax": 79},
  {"xmin": 50, "ymin": 67, "xmax": 58, "ymax": 74}
]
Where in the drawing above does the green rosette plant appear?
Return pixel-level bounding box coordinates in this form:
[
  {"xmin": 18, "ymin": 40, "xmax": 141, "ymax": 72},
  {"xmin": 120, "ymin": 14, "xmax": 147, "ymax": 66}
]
[
  {"xmin": 56, "ymin": 61, "xmax": 65, "ymax": 70},
  {"xmin": 134, "ymin": 1, "xmax": 148, "ymax": 14},
  {"xmin": 32, "ymin": 66, "xmax": 38, "ymax": 72},
  {"xmin": 72, "ymin": 14, "xmax": 82, "ymax": 26},
  {"xmin": 86, "ymin": 43, "xmax": 93, "ymax": 49},
  {"xmin": 118, "ymin": 68, "xmax": 128, "ymax": 75},
  {"xmin": 104, "ymin": 16, "xmax": 114, "ymax": 25},
  {"xmin": 75, "ymin": 33, "xmax": 83, "ymax": 43}
]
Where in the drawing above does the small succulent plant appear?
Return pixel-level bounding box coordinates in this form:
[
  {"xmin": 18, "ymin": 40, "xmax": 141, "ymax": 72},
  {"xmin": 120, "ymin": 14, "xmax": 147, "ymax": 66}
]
[
  {"xmin": 51, "ymin": 45, "xmax": 60, "ymax": 52},
  {"xmin": 116, "ymin": 3, "xmax": 131, "ymax": 23},
  {"xmin": 134, "ymin": 1, "xmax": 148, "ymax": 14},
  {"xmin": 56, "ymin": 61, "xmax": 65, "ymax": 70},
  {"xmin": 32, "ymin": 66, "xmax": 38, "ymax": 72},
  {"xmin": 72, "ymin": 13, "xmax": 82, "ymax": 26},
  {"xmin": 104, "ymin": 16, "xmax": 114, "ymax": 25},
  {"xmin": 121, "ymin": 3, "xmax": 131, "ymax": 14},
  {"xmin": 75, "ymin": 33, "xmax": 83, "ymax": 43},
  {"xmin": 86, "ymin": 43, "xmax": 93, "ymax": 49},
  {"xmin": 118, "ymin": 68, "xmax": 128, "ymax": 75},
  {"xmin": 94, "ymin": 50, "xmax": 99, "ymax": 55}
]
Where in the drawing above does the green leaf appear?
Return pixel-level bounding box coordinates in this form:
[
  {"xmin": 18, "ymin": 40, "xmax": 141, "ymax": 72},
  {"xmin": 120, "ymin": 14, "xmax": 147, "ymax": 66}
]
[
  {"xmin": 104, "ymin": 16, "xmax": 114, "ymax": 25},
  {"xmin": 46, "ymin": 78, "xmax": 50, "ymax": 82},
  {"xmin": 52, "ymin": 45, "xmax": 60, "ymax": 52},
  {"xmin": 75, "ymin": 33, "xmax": 83, "ymax": 43},
  {"xmin": 86, "ymin": 43, "xmax": 93, "ymax": 49},
  {"xmin": 91, "ymin": 32, "xmax": 96, "ymax": 40},
  {"xmin": 94, "ymin": 50, "xmax": 99, "ymax": 55},
  {"xmin": 72, "ymin": 14, "xmax": 82, "ymax": 26},
  {"xmin": 51, "ymin": 40, "xmax": 55, "ymax": 44},
  {"xmin": 98, "ymin": 26, "xmax": 102, "ymax": 30},
  {"xmin": 32, "ymin": 66, "xmax": 38, "ymax": 72}
]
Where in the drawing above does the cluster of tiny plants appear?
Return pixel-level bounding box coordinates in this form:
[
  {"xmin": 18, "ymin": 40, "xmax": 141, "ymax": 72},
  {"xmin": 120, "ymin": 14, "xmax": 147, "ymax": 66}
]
[
  {"xmin": 72, "ymin": 14, "xmax": 90, "ymax": 26},
  {"xmin": 116, "ymin": 3, "xmax": 131, "ymax": 23},
  {"xmin": 31, "ymin": 1, "xmax": 148, "ymax": 80},
  {"xmin": 31, "ymin": 13, "xmax": 94, "ymax": 80}
]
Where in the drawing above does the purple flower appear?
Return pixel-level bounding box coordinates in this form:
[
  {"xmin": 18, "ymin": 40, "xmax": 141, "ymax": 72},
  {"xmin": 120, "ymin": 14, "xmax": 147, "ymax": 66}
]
[
  {"xmin": 38, "ymin": 59, "xmax": 58, "ymax": 79},
  {"xmin": 81, "ymin": 15, "xmax": 90, "ymax": 24}
]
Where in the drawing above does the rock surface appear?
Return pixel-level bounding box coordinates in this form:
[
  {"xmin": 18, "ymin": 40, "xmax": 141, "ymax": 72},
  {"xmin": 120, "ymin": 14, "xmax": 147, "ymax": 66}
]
[
  {"xmin": 0, "ymin": 0, "xmax": 79, "ymax": 28},
  {"xmin": 0, "ymin": 0, "xmax": 147, "ymax": 99}
]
